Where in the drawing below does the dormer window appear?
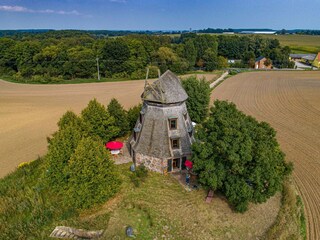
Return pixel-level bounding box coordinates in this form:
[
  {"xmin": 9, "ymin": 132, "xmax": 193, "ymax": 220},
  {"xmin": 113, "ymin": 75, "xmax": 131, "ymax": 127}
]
[{"xmin": 169, "ymin": 118, "xmax": 177, "ymax": 130}]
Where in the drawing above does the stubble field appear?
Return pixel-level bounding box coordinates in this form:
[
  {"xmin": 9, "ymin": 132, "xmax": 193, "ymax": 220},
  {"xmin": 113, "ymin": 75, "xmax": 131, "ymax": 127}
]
[{"xmin": 212, "ymin": 71, "xmax": 320, "ymax": 240}]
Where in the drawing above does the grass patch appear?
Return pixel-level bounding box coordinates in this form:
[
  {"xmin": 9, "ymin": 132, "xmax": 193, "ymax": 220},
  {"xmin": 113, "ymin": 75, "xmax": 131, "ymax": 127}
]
[
  {"xmin": 1, "ymin": 160, "xmax": 284, "ymax": 239},
  {"xmin": 264, "ymin": 179, "xmax": 306, "ymax": 240},
  {"xmin": 0, "ymin": 75, "xmax": 136, "ymax": 85}
]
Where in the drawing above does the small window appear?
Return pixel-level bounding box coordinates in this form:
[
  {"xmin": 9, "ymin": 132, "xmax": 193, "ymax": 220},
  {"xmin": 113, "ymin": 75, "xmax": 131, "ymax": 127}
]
[
  {"xmin": 169, "ymin": 119, "xmax": 177, "ymax": 130},
  {"xmin": 171, "ymin": 139, "xmax": 180, "ymax": 149}
]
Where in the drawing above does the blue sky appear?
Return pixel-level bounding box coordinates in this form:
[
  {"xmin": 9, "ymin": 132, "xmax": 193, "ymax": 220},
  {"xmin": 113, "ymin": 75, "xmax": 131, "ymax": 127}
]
[{"xmin": 0, "ymin": 0, "xmax": 319, "ymax": 30}]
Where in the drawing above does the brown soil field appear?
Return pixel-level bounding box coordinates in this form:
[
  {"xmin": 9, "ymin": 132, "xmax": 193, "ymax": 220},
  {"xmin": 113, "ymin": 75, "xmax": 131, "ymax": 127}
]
[
  {"xmin": 0, "ymin": 79, "xmax": 147, "ymax": 178},
  {"xmin": 0, "ymin": 73, "xmax": 218, "ymax": 178},
  {"xmin": 212, "ymin": 71, "xmax": 320, "ymax": 240}
]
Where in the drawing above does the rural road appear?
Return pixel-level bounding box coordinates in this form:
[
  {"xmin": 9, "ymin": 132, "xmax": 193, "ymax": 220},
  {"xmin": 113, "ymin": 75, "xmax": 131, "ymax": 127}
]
[{"xmin": 212, "ymin": 71, "xmax": 320, "ymax": 240}]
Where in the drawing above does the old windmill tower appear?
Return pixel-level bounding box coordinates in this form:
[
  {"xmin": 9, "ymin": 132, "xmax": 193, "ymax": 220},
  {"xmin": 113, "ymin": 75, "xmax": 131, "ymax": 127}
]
[{"xmin": 129, "ymin": 70, "xmax": 194, "ymax": 174}]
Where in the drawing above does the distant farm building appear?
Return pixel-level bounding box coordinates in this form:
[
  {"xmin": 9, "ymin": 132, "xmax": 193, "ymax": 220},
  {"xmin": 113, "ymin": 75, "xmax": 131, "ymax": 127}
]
[
  {"xmin": 289, "ymin": 54, "xmax": 316, "ymax": 65},
  {"xmin": 255, "ymin": 56, "xmax": 272, "ymax": 69},
  {"xmin": 289, "ymin": 53, "xmax": 319, "ymax": 69},
  {"xmin": 312, "ymin": 52, "xmax": 320, "ymax": 68},
  {"xmin": 129, "ymin": 70, "xmax": 194, "ymax": 174},
  {"xmin": 240, "ymin": 31, "xmax": 276, "ymax": 35}
]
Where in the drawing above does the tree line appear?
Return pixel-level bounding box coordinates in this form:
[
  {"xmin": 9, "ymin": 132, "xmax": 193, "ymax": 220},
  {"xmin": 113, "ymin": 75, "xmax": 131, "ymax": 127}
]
[{"xmin": 0, "ymin": 31, "xmax": 293, "ymax": 83}]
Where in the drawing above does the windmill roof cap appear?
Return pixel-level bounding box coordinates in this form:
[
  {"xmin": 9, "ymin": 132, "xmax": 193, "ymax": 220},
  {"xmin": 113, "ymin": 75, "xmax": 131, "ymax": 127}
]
[{"xmin": 142, "ymin": 70, "xmax": 188, "ymax": 104}]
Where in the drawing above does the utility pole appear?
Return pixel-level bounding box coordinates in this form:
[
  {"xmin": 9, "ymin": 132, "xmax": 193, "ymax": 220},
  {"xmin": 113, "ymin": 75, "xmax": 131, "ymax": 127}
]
[{"xmin": 96, "ymin": 58, "xmax": 100, "ymax": 81}]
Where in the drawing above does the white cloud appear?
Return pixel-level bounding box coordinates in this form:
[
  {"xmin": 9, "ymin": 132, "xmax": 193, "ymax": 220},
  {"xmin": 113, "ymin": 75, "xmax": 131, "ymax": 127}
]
[{"xmin": 0, "ymin": 5, "xmax": 81, "ymax": 15}]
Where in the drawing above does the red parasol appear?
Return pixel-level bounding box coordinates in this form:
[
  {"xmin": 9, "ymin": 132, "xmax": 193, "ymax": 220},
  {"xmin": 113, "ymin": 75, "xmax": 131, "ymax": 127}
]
[
  {"xmin": 105, "ymin": 141, "xmax": 123, "ymax": 150},
  {"xmin": 185, "ymin": 160, "xmax": 193, "ymax": 169}
]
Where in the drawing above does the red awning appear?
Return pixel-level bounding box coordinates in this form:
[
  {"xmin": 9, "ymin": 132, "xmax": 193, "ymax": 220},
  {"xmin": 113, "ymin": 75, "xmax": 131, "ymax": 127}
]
[
  {"xmin": 105, "ymin": 141, "xmax": 123, "ymax": 150},
  {"xmin": 185, "ymin": 160, "xmax": 193, "ymax": 169}
]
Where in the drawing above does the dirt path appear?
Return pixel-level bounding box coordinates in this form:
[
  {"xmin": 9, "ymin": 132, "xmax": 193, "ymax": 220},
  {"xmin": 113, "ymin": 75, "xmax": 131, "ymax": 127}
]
[
  {"xmin": 211, "ymin": 71, "xmax": 320, "ymax": 240},
  {"xmin": 0, "ymin": 79, "xmax": 146, "ymax": 178}
]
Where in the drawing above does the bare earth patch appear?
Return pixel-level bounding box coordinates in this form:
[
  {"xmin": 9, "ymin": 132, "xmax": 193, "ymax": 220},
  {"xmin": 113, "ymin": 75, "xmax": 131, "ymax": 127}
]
[{"xmin": 211, "ymin": 71, "xmax": 320, "ymax": 240}]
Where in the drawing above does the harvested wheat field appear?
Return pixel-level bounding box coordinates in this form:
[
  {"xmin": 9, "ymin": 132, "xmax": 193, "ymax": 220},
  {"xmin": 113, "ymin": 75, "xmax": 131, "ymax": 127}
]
[
  {"xmin": 0, "ymin": 79, "xmax": 147, "ymax": 178},
  {"xmin": 212, "ymin": 71, "xmax": 320, "ymax": 240}
]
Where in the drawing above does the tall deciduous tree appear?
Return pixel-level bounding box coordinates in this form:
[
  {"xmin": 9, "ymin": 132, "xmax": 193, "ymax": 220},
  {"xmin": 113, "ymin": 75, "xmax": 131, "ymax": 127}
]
[
  {"xmin": 81, "ymin": 99, "xmax": 119, "ymax": 142},
  {"xmin": 192, "ymin": 100, "xmax": 293, "ymax": 212},
  {"xmin": 102, "ymin": 39, "xmax": 130, "ymax": 75},
  {"xmin": 182, "ymin": 76, "xmax": 211, "ymax": 123}
]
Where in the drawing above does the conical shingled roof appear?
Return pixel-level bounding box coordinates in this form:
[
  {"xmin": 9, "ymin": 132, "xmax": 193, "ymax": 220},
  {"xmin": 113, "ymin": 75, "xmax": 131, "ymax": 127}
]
[{"xmin": 142, "ymin": 70, "xmax": 188, "ymax": 104}]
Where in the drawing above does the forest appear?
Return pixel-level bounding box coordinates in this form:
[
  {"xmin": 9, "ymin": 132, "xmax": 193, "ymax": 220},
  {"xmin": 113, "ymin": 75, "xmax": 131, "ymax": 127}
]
[{"xmin": 0, "ymin": 31, "xmax": 293, "ymax": 83}]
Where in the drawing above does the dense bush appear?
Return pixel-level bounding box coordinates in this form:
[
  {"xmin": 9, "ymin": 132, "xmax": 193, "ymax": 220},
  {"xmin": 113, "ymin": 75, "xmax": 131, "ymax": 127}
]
[{"xmin": 192, "ymin": 100, "xmax": 293, "ymax": 212}]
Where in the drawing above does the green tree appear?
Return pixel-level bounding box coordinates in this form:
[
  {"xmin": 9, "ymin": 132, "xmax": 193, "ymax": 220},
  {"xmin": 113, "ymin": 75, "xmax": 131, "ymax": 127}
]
[
  {"xmin": 107, "ymin": 98, "xmax": 129, "ymax": 137},
  {"xmin": 46, "ymin": 125, "xmax": 83, "ymax": 188},
  {"xmin": 67, "ymin": 137, "xmax": 121, "ymax": 209},
  {"xmin": 154, "ymin": 46, "xmax": 178, "ymax": 73},
  {"xmin": 182, "ymin": 76, "xmax": 211, "ymax": 123},
  {"xmin": 127, "ymin": 103, "xmax": 142, "ymax": 130},
  {"xmin": 81, "ymin": 99, "xmax": 119, "ymax": 142},
  {"xmin": 192, "ymin": 100, "xmax": 293, "ymax": 212},
  {"xmin": 102, "ymin": 39, "xmax": 130, "ymax": 75},
  {"xmin": 184, "ymin": 39, "xmax": 197, "ymax": 67},
  {"xmin": 242, "ymin": 51, "xmax": 256, "ymax": 68},
  {"xmin": 58, "ymin": 110, "xmax": 84, "ymax": 131},
  {"xmin": 203, "ymin": 47, "xmax": 218, "ymax": 71}
]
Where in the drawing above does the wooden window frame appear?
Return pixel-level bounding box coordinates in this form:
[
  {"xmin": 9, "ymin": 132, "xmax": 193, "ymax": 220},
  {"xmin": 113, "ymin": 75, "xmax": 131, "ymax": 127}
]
[
  {"xmin": 169, "ymin": 118, "xmax": 177, "ymax": 130},
  {"xmin": 171, "ymin": 138, "xmax": 180, "ymax": 149}
]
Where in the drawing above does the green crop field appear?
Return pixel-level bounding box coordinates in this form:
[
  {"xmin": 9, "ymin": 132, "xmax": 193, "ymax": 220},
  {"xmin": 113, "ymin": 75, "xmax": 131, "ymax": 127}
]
[{"xmin": 260, "ymin": 34, "xmax": 320, "ymax": 53}]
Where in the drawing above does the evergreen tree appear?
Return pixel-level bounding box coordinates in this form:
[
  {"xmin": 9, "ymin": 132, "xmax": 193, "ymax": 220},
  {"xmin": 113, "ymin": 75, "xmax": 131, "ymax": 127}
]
[
  {"xmin": 46, "ymin": 125, "xmax": 83, "ymax": 188},
  {"xmin": 127, "ymin": 103, "xmax": 142, "ymax": 130},
  {"xmin": 67, "ymin": 137, "xmax": 121, "ymax": 209},
  {"xmin": 192, "ymin": 100, "xmax": 293, "ymax": 212},
  {"xmin": 81, "ymin": 99, "xmax": 119, "ymax": 142},
  {"xmin": 58, "ymin": 110, "xmax": 83, "ymax": 131},
  {"xmin": 107, "ymin": 98, "xmax": 129, "ymax": 137}
]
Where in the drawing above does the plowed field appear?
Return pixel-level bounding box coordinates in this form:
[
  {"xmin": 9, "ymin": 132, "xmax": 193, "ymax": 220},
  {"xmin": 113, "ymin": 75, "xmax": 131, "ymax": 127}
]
[
  {"xmin": 212, "ymin": 71, "xmax": 320, "ymax": 240},
  {"xmin": 0, "ymin": 80, "xmax": 146, "ymax": 178}
]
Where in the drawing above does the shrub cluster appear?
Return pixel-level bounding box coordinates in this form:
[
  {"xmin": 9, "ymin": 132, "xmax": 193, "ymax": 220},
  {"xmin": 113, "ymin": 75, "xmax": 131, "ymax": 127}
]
[{"xmin": 46, "ymin": 98, "xmax": 141, "ymax": 208}]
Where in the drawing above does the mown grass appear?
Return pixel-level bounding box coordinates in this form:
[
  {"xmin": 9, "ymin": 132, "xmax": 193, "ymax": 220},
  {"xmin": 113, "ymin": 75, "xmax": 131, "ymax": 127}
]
[{"xmin": 264, "ymin": 178, "xmax": 306, "ymax": 240}]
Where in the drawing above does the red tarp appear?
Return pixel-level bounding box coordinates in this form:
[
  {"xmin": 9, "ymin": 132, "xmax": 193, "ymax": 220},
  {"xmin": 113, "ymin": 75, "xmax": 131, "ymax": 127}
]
[
  {"xmin": 105, "ymin": 141, "xmax": 123, "ymax": 150},
  {"xmin": 185, "ymin": 160, "xmax": 193, "ymax": 169}
]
